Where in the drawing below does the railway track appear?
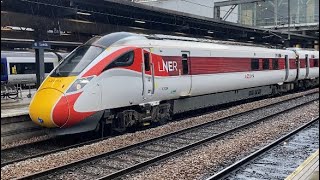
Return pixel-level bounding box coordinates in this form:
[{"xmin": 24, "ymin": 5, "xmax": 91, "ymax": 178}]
[
  {"xmin": 1, "ymin": 114, "xmax": 46, "ymax": 145},
  {"xmin": 16, "ymin": 92, "xmax": 318, "ymax": 179},
  {"xmin": 1, "ymin": 134, "xmax": 100, "ymax": 167},
  {"xmin": 206, "ymin": 117, "xmax": 319, "ymax": 180},
  {"xmin": 1, "ymin": 90, "xmax": 317, "ymax": 168}
]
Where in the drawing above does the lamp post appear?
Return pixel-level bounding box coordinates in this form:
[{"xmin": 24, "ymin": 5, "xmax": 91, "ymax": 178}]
[{"xmin": 287, "ymin": 0, "xmax": 290, "ymax": 41}]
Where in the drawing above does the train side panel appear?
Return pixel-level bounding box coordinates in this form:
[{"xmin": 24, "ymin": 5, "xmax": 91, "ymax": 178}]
[
  {"xmin": 7, "ymin": 57, "xmax": 38, "ymax": 84},
  {"xmin": 1, "ymin": 52, "xmax": 60, "ymax": 85},
  {"xmin": 306, "ymin": 51, "xmax": 319, "ymax": 79},
  {"xmin": 28, "ymin": 32, "xmax": 320, "ymax": 135},
  {"xmin": 1, "ymin": 58, "xmax": 8, "ymax": 82}
]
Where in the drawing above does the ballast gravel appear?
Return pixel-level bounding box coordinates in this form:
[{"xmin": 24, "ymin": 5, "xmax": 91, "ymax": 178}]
[
  {"xmin": 125, "ymin": 101, "xmax": 319, "ymax": 180},
  {"xmin": 1, "ymin": 135, "xmax": 50, "ymax": 150},
  {"xmin": 1, "ymin": 89, "xmax": 318, "ymax": 180}
]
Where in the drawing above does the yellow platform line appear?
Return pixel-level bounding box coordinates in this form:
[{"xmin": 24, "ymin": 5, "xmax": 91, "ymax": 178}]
[{"xmin": 285, "ymin": 149, "xmax": 319, "ymax": 180}]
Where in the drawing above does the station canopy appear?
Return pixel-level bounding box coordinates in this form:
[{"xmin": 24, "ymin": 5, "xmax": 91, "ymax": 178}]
[{"xmin": 1, "ymin": 0, "xmax": 318, "ymax": 50}]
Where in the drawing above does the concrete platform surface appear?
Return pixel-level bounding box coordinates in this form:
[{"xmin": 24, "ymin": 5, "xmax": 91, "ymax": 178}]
[
  {"xmin": 1, "ymin": 88, "xmax": 35, "ymax": 106},
  {"xmin": 1, "ymin": 89, "xmax": 35, "ymax": 118},
  {"xmin": 1, "ymin": 107, "xmax": 29, "ymax": 118},
  {"xmin": 286, "ymin": 149, "xmax": 319, "ymax": 180}
]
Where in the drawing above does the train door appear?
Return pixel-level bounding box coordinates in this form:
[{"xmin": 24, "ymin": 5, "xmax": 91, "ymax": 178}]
[
  {"xmin": 305, "ymin": 54, "xmax": 309, "ymax": 78},
  {"xmin": 142, "ymin": 48, "xmax": 155, "ymax": 100},
  {"xmin": 295, "ymin": 54, "xmax": 300, "ymax": 81},
  {"xmin": 181, "ymin": 51, "xmax": 192, "ymax": 96},
  {"xmin": 1, "ymin": 58, "xmax": 8, "ymax": 82},
  {"xmin": 284, "ymin": 55, "xmax": 289, "ymax": 81}
]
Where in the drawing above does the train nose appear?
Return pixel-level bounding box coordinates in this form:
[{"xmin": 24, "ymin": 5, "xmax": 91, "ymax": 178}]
[{"xmin": 29, "ymin": 88, "xmax": 70, "ymax": 128}]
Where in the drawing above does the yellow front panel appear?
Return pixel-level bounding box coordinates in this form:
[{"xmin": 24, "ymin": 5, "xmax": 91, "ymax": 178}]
[
  {"xmin": 40, "ymin": 76, "xmax": 77, "ymax": 92},
  {"xmin": 29, "ymin": 88, "xmax": 63, "ymax": 127},
  {"xmin": 29, "ymin": 76, "xmax": 77, "ymax": 127}
]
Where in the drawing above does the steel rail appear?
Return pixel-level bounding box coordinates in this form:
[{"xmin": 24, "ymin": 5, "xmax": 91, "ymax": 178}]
[
  {"xmin": 97, "ymin": 99, "xmax": 319, "ymax": 180},
  {"xmin": 1, "ymin": 135, "xmax": 104, "ymax": 167},
  {"xmin": 3, "ymin": 90, "xmax": 317, "ymax": 167},
  {"xmin": 1, "ymin": 92, "xmax": 319, "ymax": 167},
  {"xmin": 17, "ymin": 96, "xmax": 318, "ymax": 180},
  {"xmin": 3, "ymin": 91, "xmax": 316, "ymax": 167},
  {"xmin": 206, "ymin": 117, "xmax": 320, "ymax": 180}
]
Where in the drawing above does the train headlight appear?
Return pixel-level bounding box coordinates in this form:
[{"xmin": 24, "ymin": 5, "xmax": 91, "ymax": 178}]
[
  {"xmin": 67, "ymin": 76, "xmax": 94, "ymax": 93},
  {"xmin": 76, "ymin": 84, "xmax": 82, "ymax": 90}
]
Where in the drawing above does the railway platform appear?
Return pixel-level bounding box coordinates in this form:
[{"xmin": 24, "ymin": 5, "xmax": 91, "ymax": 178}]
[
  {"xmin": 1, "ymin": 89, "xmax": 35, "ymax": 118},
  {"xmin": 1, "ymin": 89, "xmax": 44, "ymax": 145},
  {"xmin": 286, "ymin": 149, "xmax": 319, "ymax": 180}
]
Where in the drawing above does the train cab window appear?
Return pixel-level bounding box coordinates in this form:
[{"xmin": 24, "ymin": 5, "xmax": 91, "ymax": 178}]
[
  {"xmin": 103, "ymin": 51, "xmax": 134, "ymax": 71},
  {"xmin": 51, "ymin": 45, "xmax": 104, "ymax": 77},
  {"xmin": 315, "ymin": 59, "xmax": 319, "ymax": 67},
  {"xmin": 144, "ymin": 52, "xmax": 150, "ymax": 71},
  {"xmin": 114, "ymin": 51, "xmax": 134, "ymax": 65},
  {"xmin": 251, "ymin": 59, "xmax": 259, "ymax": 70},
  {"xmin": 182, "ymin": 54, "xmax": 189, "ymax": 75},
  {"xmin": 272, "ymin": 59, "xmax": 279, "ymax": 70},
  {"xmin": 262, "ymin": 59, "xmax": 269, "ymax": 70}
]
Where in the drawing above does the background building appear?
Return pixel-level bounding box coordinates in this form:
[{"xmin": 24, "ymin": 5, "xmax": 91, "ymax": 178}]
[
  {"xmin": 132, "ymin": 0, "xmax": 318, "ymax": 49},
  {"xmin": 238, "ymin": 0, "xmax": 318, "ymax": 49},
  {"xmin": 239, "ymin": 0, "xmax": 319, "ymax": 27},
  {"xmin": 132, "ymin": 0, "xmax": 238, "ymax": 22}
]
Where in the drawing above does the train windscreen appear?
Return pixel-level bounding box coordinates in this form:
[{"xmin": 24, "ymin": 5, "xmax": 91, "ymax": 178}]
[
  {"xmin": 85, "ymin": 32, "xmax": 136, "ymax": 48},
  {"xmin": 51, "ymin": 45, "xmax": 104, "ymax": 77}
]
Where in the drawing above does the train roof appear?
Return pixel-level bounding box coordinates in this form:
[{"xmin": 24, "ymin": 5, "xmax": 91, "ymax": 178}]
[
  {"xmin": 286, "ymin": 48, "xmax": 318, "ymax": 51},
  {"xmin": 1, "ymin": 51, "xmax": 68, "ymax": 58},
  {"xmin": 83, "ymin": 32, "xmax": 319, "ymax": 55},
  {"xmin": 286, "ymin": 48, "xmax": 319, "ymax": 58},
  {"xmin": 92, "ymin": 32, "xmax": 291, "ymax": 53},
  {"xmin": 85, "ymin": 32, "xmax": 142, "ymax": 48},
  {"xmin": 89, "ymin": 32, "xmax": 277, "ymax": 51},
  {"xmin": 108, "ymin": 34, "xmax": 289, "ymax": 54}
]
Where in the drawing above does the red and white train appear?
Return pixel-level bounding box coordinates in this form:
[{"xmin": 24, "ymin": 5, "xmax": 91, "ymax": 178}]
[{"xmin": 29, "ymin": 32, "xmax": 319, "ymax": 135}]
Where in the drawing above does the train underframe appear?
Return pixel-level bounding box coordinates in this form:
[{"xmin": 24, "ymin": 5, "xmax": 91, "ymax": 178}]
[
  {"xmin": 48, "ymin": 78, "xmax": 319, "ymax": 136},
  {"xmin": 100, "ymin": 78, "xmax": 319, "ymax": 134}
]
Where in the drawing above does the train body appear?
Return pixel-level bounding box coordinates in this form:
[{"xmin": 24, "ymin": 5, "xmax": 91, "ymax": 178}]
[
  {"xmin": 29, "ymin": 32, "xmax": 319, "ymax": 135},
  {"xmin": 1, "ymin": 51, "xmax": 67, "ymax": 85}
]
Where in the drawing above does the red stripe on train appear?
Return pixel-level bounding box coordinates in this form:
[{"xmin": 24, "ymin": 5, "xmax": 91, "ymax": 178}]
[{"xmin": 83, "ymin": 47, "xmax": 136, "ymax": 77}]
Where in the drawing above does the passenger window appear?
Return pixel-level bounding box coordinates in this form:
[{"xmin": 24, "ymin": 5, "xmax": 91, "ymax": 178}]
[
  {"xmin": 45, "ymin": 63, "xmax": 54, "ymax": 73},
  {"xmin": 263, "ymin": 59, "xmax": 269, "ymax": 70},
  {"xmin": 285, "ymin": 55, "xmax": 289, "ymax": 69},
  {"xmin": 300, "ymin": 59, "xmax": 305, "ymax": 68},
  {"xmin": 144, "ymin": 52, "xmax": 150, "ymax": 71},
  {"xmin": 305, "ymin": 55, "xmax": 309, "ymax": 68},
  {"xmin": 272, "ymin": 59, "xmax": 279, "ymax": 70},
  {"xmin": 104, "ymin": 51, "xmax": 134, "ymax": 71},
  {"xmin": 315, "ymin": 59, "xmax": 319, "ymax": 67},
  {"xmin": 251, "ymin": 59, "xmax": 259, "ymax": 70},
  {"xmin": 182, "ymin": 54, "xmax": 189, "ymax": 75},
  {"xmin": 9, "ymin": 63, "xmax": 36, "ymax": 74}
]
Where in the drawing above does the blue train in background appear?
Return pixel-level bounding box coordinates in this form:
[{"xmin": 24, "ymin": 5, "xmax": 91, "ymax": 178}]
[{"xmin": 1, "ymin": 51, "xmax": 67, "ymax": 85}]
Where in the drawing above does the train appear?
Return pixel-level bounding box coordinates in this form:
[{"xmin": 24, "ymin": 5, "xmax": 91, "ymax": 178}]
[
  {"xmin": 28, "ymin": 32, "xmax": 319, "ymax": 135},
  {"xmin": 1, "ymin": 51, "xmax": 68, "ymax": 85}
]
